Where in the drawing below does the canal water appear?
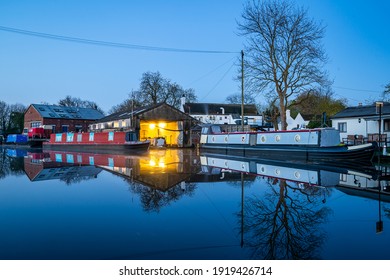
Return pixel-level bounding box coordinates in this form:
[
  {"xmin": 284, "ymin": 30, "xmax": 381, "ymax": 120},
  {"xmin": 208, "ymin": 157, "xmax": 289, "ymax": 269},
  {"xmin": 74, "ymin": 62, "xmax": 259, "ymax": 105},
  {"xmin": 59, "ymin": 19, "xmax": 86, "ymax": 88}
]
[{"xmin": 0, "ymin": 146, "xmax": 390, "ymax": 260}]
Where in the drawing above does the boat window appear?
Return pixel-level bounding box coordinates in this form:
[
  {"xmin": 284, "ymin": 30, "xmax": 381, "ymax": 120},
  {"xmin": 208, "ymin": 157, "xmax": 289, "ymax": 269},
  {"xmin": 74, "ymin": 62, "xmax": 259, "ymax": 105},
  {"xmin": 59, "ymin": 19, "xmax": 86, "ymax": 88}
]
[
  {"xmin": 89, "ymin": 133, "xmax": 94, "ymax": 141},
  {"xmin": 108, "ymin": 132, "xmax": 114, "ymax": 141},
  {"xmin": 66, "ymin": 133, "xmax": 74, "ymax": 142},
  {"xmin": 210, "ymin": 126, "xmax": 222, "ymax": 134},
  {"xmin": 126, "ymin": 132, "xmax": 137, "ymax": 141},
  {"xmin": 201, "ymin": 127, "xmax": 209, "ymax": 134},
  {"xmin": 55, "ymin": 154, "xmax": 62, "ymax": 162},
  {"xmin": 66, "ymin": 154, "xmax": 74, "ymax": 163},
  {"xmin": 55, "ymin": 134, "xmax": 62, "ymax": 142}
]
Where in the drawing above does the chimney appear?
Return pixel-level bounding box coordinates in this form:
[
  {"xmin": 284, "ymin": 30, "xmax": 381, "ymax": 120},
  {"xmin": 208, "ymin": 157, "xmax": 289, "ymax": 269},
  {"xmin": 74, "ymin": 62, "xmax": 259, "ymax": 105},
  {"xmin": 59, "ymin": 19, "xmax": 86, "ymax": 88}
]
[
  {"xmin": 286, "ymin": 109, "xmax": 291, "ymax": 119},
  {"xmin": 180, "ymin": 94, "xmax": 186, "ymax": 112}
]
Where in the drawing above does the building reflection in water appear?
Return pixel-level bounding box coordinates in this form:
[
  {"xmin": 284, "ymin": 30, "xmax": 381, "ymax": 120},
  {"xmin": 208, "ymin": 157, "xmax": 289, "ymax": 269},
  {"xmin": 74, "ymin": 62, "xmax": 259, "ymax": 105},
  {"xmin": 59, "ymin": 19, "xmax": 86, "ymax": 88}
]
[{"xmin": 2, "ymin": 146, "xmax": 390, "ymax": 259}]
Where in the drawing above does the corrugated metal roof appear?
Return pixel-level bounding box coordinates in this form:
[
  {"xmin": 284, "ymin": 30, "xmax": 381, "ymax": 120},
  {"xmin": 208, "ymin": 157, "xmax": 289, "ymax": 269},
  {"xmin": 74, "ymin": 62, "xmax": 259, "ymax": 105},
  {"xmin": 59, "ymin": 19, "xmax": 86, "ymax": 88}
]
[
  {"xmin": 32, "ymin": 104, "xmax": 104, "ymax": 120},
  {"xmin": 332, "ymin": 102, "xmax": 390, "ymax": 119}
]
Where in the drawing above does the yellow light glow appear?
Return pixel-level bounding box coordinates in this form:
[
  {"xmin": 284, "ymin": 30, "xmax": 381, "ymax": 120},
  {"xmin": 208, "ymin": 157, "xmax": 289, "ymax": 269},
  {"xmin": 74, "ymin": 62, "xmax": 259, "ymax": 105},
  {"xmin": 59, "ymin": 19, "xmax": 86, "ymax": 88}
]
[
  {"xmin": 158, "ymin": 122, "xmax": 166, "ymax": 128},
  {"xmin": 149, "ymin": 160, "xmax": 156, "ymax": 166},
  {"xmin": 158, "ymin": 162, "xmax": 165, "ymax": 168},
  {"xmin": 149, "ymin": 123, "xmax": 156, "ymax": 129}
]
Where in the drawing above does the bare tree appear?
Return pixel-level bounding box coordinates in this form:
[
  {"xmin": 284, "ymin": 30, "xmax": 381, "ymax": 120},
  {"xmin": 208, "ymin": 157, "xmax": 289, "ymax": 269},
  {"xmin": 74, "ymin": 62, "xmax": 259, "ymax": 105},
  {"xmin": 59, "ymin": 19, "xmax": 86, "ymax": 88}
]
[
  {"xmin": 139, "ymin": 71, "xmax": 168, "ymax": 105},
  {"xmin": 225, "ymin": 93, "xmax": 256, "ymax": 104},
  {"xmin": 383, "ymin": 82, "xmax": 390, "ymax": 101},
  {"xmin": 0, "ymin": 101, "xmax": 10, "ymax": 135},
  {"xmin": 109, "ymin": 71, "xmax": 197, "ymax": 114},
  {"xmin": 0, "ymin": 101, "xmax": 26, "ymax": 135},
  {"xmin": 58, "ymin": 95, "xmax": 104, "ymax": 114},
  {"xmin": 238, "ymin": 0, "xmax": 328, "ymax": 130}
]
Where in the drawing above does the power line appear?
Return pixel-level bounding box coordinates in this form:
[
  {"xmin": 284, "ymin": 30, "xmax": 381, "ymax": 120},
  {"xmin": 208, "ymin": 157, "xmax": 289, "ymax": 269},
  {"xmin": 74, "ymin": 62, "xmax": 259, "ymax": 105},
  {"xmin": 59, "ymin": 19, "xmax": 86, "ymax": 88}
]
[
  {"xmin": 0, "ymin": 25, "xmax": 239, "ymax": 54},
  {"xmin": 334, "ymin": 85, "xmax": 381, "ymax": 93},
  {"xmin": 187, "ymin": 56, "xmax": 237, "ymax": 87},
  {"xmin": 201, "ymin": 61, "xmax": 236, "ymax": 100}
]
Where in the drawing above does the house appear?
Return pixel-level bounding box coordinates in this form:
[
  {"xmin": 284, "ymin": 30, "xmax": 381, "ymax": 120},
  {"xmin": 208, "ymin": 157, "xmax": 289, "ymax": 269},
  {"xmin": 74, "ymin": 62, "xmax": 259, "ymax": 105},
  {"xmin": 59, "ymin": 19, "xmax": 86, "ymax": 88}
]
[
  {"xmin": 279, "ymin": 109, "xmax": 310, "ymax": 130},
  {"xmin": 90, "ymin": 102, "xmax": 196, "ymax": 147},
  {"xmin": 331, "ymin": 102, "xmax": 389, "ymax": 145},
  {"xmin": 183, "ymin": 102, "xmax": 262, "ymax": 126},
  {"xmin": 24, "ymin": 104, "xmax": 104, "ymax": 134}
]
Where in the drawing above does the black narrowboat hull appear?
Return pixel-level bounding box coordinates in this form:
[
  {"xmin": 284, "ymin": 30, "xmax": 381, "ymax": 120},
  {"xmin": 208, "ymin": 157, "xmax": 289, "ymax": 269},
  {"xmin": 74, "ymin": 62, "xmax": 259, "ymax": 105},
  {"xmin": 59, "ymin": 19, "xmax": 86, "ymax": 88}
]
[{"xmin": 200, "ymin": 142, "xmax": 377, "ymax": 163}]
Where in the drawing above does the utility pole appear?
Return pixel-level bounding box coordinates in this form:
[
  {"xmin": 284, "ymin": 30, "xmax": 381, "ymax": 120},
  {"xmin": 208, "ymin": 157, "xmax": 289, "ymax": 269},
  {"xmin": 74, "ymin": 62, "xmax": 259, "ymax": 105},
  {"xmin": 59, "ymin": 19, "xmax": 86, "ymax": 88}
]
[{"xmin": 241, "ymin": 50, "xmax": 244, "ymax": 131}]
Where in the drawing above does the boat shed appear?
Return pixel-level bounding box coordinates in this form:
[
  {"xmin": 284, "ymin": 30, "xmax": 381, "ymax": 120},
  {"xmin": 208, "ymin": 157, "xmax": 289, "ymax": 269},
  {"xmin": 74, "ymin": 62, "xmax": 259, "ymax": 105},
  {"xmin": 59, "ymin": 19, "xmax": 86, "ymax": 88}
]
[
  {"xmin": 90, "ymin": 102, "xmax": 197, "ymax": 147},
  {"xmin": 24, "ymin": 104, "xmax": 105, "ymax": 134}
]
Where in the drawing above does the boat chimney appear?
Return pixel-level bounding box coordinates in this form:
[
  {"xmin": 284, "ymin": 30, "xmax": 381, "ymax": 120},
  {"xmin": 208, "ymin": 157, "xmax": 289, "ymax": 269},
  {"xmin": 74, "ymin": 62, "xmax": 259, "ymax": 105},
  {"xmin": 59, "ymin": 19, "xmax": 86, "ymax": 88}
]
[{"xmin": 220, "ymin": 107, "xmax": 225, "ymax": 115}]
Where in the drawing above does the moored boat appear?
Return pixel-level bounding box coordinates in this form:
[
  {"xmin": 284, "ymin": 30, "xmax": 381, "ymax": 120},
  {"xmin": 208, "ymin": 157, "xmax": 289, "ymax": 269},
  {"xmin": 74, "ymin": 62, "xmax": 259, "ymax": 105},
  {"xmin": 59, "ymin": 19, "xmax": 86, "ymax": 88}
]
[
  {"xmin": 199, "ymin": 124, "xmax": 377, "ymax": 163},
  {"xmin": 43, "ymin": 131, "xmax": 150, "ymax": 154}
]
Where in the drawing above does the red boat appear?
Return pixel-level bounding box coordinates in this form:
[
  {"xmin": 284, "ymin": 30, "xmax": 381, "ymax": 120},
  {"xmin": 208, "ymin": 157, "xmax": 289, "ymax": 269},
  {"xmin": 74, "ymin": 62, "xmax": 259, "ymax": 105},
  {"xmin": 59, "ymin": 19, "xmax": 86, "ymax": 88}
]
[{"xmin": 43, "ymin": 131, "xmax": 150, "ymax": 154}]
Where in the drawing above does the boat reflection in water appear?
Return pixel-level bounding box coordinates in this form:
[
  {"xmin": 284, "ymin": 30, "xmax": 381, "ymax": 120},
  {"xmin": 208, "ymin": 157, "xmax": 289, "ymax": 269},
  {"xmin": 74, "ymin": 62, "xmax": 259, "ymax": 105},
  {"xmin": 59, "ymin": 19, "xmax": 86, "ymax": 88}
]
[
  {"xmin": 1, "ymin": 146, "xmax": 390, "ymax": 260},
  {"xmin": 200, "ymin": 152, "xmax": 390, "ymax": 259},
  {"xmin": 23, "ymin": 148, "xmax": 201, "ymax": 211}
]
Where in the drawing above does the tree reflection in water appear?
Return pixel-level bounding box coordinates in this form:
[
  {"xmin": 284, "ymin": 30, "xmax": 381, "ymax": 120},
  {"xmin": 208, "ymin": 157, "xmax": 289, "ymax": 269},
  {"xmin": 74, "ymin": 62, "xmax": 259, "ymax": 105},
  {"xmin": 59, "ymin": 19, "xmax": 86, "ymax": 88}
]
[
  {"xmin": 242, "ymin": 177, "xmax": 332, "ymax": 260},
  {"xmin": 128, "ymin": 181, "xmax": 197, "ymax": 212},
  {"xmin": 0, "ymin": 148, "xmax": 25, "ymax": 178}
]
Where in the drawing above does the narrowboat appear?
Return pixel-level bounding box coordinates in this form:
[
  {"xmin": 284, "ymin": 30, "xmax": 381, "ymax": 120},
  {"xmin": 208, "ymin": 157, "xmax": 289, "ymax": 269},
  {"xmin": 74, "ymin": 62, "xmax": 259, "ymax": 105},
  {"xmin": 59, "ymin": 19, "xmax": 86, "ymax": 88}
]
[
  {"xmin": 43, "ymin": 131, "xmax": 150, "ymax": 154},
  {"xmin": 199, "ymin": 124, "xmax": 377, "ymax": 163}
]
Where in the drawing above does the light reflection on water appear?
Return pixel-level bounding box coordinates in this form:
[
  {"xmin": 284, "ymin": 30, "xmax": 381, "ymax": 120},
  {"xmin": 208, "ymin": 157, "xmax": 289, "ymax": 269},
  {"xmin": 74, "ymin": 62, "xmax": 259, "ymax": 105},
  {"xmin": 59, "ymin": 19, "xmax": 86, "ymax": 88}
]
[{"xmin": 0, "ymin": 147, "xmax": 390, "ymax": 260}]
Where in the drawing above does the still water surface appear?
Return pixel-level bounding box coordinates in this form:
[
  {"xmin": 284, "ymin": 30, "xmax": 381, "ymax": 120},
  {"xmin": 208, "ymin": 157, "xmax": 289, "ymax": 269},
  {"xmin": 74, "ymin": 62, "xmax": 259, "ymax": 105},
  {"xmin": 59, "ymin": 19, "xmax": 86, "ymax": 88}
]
[{"xmin": 0, "ymin": 147, "xmax": 389, "ymax": 260}]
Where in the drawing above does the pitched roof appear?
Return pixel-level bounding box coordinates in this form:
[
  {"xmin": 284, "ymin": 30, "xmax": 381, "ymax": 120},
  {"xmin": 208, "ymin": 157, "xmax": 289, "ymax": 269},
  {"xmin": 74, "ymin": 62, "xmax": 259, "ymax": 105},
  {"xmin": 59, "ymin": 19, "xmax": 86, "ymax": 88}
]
[
  {"xmin": 96, "ymin": 102, "xmax": 194, "ymax": 123},
  {"xmin": 31, "ymin": 104, "xmax": 104, "ymax": 120},
  {"xmin": 332, "ymin": 102, "xmax": 390, "ymax": 119},
  {"xmin": 184, "ymin": 103, "xmax": 259, "ymax": 115}
]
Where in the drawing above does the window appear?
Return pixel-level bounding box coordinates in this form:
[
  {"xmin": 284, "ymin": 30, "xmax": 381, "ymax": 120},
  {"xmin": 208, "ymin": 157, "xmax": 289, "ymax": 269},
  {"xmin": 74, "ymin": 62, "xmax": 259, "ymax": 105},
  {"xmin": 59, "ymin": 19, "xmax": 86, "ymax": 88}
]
[
  {"xmin": 62, "ymin": 125, "xmax": 69, "ymax": 132},
  {"xmin": 31, "ymin": 122, "xmax": 41, "ymax": 128},
  {"xmin": 384, "ymin": 120, "xmax": 390, "ymax": 132},
  {"xmin": 338, "ymin": 122, "xmax": 347, "ymax": 132}
]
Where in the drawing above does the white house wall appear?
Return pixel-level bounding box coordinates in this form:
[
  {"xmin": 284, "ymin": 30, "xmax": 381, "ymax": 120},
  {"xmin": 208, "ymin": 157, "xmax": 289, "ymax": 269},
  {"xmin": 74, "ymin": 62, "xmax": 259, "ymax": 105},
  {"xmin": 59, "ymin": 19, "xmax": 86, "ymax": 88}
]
[
  {"xmin": 331, "ymin": 117, "xmax": 389, "ymax": 142},
  {"xmin": 332, "ymin": 118, "xmax": 367, "ymax": 140}
]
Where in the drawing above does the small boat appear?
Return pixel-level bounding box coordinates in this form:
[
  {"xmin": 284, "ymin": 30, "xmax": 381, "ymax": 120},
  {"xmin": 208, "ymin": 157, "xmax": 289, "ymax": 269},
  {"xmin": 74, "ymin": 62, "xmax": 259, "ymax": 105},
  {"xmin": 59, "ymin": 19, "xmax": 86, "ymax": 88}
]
[
  {"xmin": 43, "ymin": 131, "xmax": 150, "ymax": 154},
  {"xmin": 199, "ymin": 124, "xmax": 377, "ymax": 163}
]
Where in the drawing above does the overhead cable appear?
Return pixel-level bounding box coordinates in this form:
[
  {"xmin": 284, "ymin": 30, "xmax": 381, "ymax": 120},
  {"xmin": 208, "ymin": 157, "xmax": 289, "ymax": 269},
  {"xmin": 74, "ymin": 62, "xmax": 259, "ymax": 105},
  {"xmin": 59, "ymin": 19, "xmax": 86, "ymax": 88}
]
[{"xmin": 0, "ymin": 25, "xmax": 239, "ymax": 54}]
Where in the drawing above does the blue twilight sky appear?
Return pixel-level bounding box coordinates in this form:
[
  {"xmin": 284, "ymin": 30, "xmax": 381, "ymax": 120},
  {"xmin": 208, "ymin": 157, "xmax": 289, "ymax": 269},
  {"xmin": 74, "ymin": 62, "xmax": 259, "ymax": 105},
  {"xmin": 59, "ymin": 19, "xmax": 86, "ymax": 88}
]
[{"xmin": 1, "ymin": 0, "xmax": 389, "ymax": 113}]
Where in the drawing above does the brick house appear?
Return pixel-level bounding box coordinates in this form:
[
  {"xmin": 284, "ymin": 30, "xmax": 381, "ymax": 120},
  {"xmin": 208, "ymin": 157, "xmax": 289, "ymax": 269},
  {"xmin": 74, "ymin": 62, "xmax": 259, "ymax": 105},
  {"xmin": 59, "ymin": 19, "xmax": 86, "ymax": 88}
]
[{"xmin": 24, "ymin": 104, "xmax": 104, "ymax": 134}]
